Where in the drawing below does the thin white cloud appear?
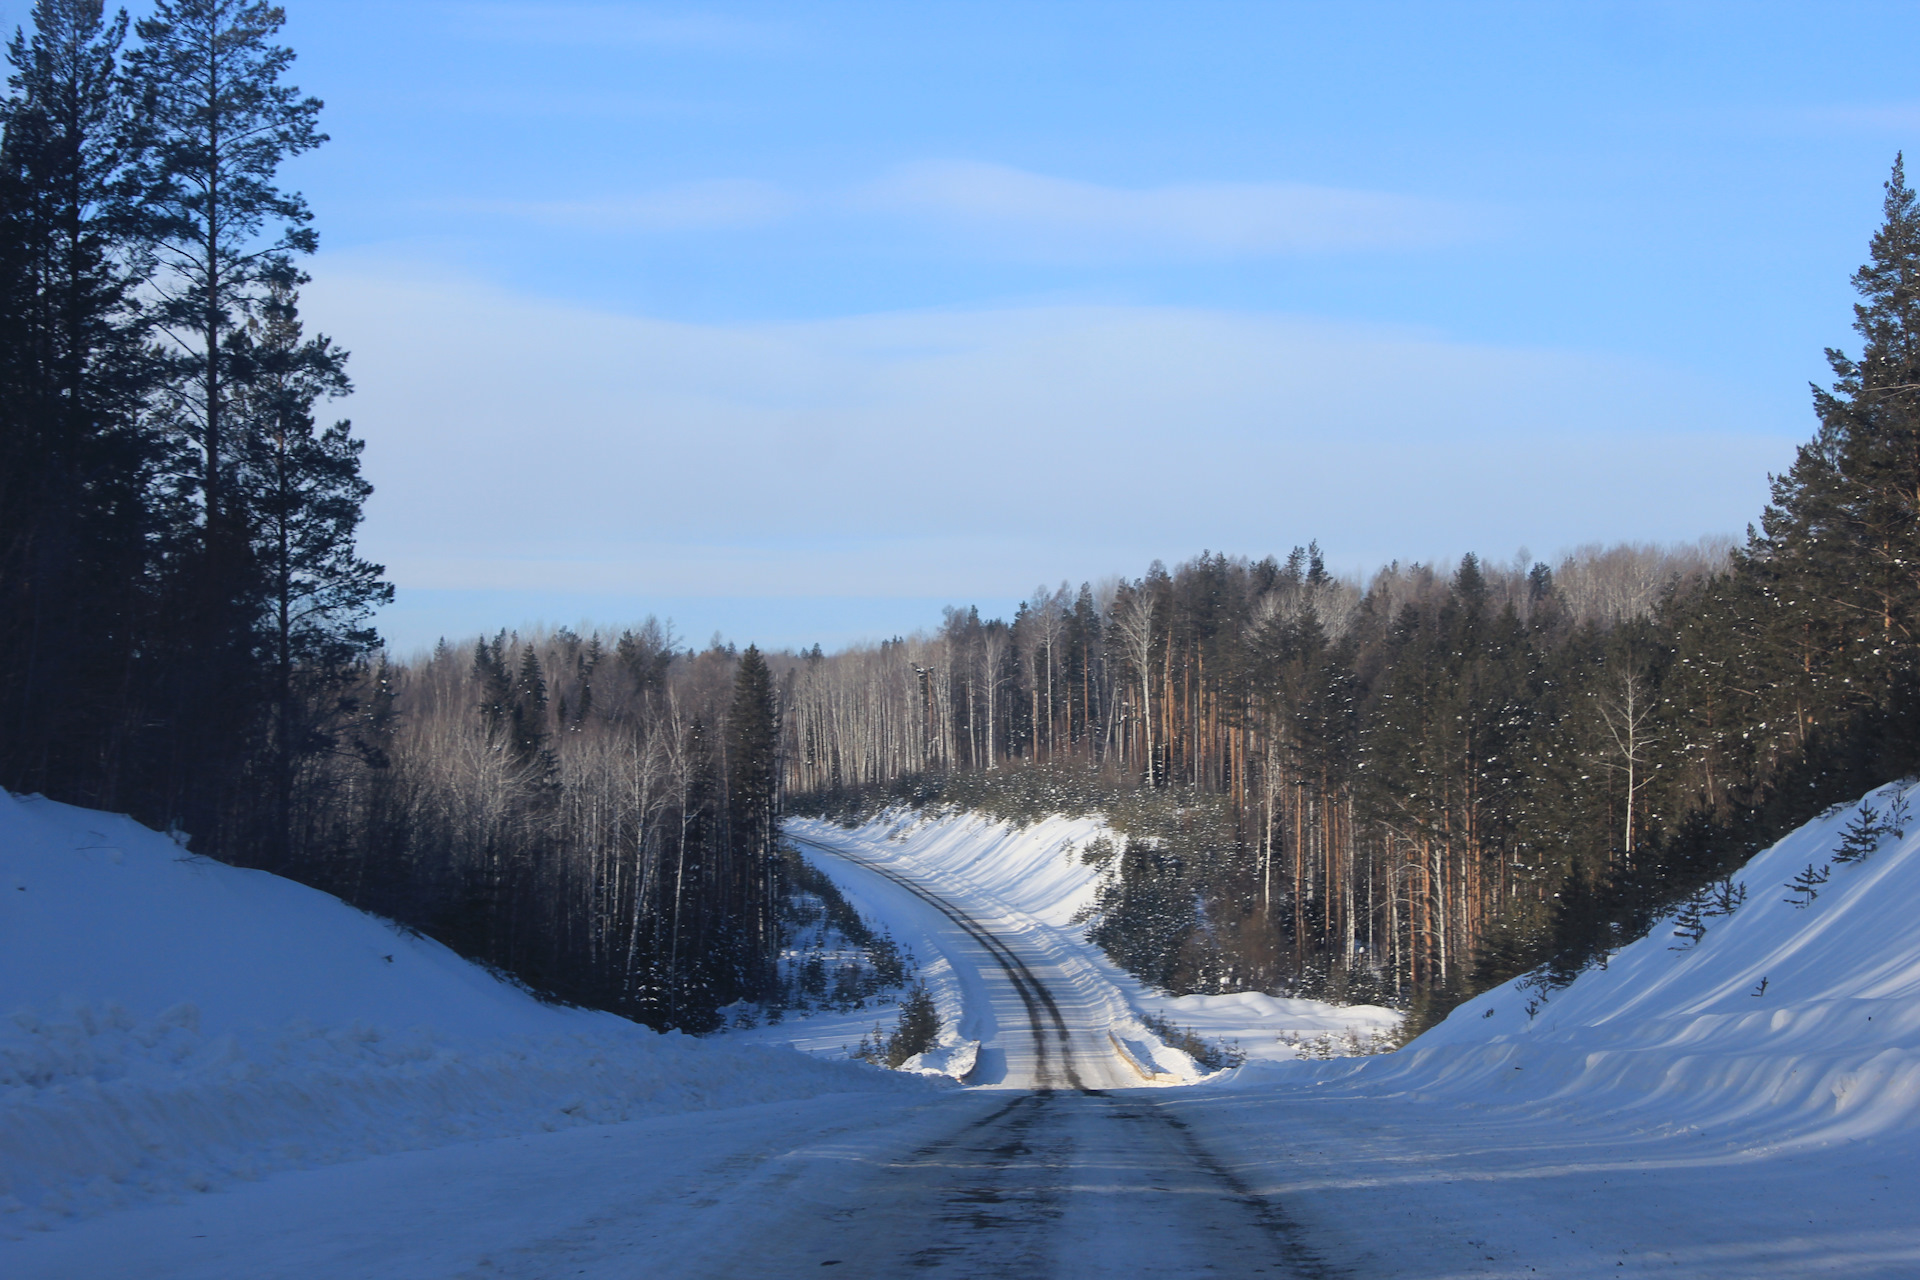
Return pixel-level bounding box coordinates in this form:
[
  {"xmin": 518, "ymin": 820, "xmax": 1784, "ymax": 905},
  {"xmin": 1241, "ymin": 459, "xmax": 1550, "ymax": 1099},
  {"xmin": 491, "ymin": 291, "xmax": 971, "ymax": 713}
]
[
  {"xmin": 421, "ymin": 162, "xmax": 1489, "ymax": 255},
  {"xmin": 442, "ymin": 179, "xmax": 794, "ymax": 231},
  {"xmin": 303, "ymin": 257, "xmax": 1795, "ymax": 632},
  {"xmin": 858, "ymin": 160, "xmax": 1490, "ymax": 258},
  {"xmin": 445, "ymin": 3, "xmax": 789, "ymax": 50},
  {"xmin": 1792, "ymin": 104, "xmax": 1920, "ymax": 132}
]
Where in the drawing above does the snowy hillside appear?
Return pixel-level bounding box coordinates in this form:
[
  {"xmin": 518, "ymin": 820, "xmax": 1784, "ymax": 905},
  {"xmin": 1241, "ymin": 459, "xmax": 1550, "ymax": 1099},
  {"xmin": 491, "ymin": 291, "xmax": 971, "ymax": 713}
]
[
  {"xmin": 0, "ymin": 791, "xmax": 929, "ymax": 1233},
  {"xmin": 781, "ymin": 809, "xmax": 1397, "ymax": 1073},
  {"xmin": 1268, "ymin": 780, "xmax": 1920, "ymax": 1148}
]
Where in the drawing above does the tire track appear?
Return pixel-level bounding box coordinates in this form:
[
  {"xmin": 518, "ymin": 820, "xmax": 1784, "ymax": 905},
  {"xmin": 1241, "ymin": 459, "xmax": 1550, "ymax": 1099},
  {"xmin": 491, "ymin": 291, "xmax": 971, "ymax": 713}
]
[
  {"xmin": 788, "ymin": 835, "xmax": 1340, "ymax": 1278},
  {"xmin": 791, "ymin": 837, "xmax": 1094, "ymax": 1091},
  {"xmin": 779, "ymin": 836, "xmax": 1336, "ymax": 1274}
]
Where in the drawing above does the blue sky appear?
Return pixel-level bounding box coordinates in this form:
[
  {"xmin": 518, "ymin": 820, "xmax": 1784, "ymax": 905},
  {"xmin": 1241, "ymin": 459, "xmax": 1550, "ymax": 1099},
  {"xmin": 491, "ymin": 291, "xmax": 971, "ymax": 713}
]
[{"xmin": 17, "ymin": 1, "xmax": 1920, "ymax": 651}]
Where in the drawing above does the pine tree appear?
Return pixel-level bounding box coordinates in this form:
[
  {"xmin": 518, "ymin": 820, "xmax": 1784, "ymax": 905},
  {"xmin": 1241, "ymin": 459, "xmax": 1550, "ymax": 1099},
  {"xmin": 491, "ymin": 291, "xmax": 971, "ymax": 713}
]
[
  {"xmin": 125, "ymin": 0, "xmax": 323, "ymax": 534},
  {"xmin": 884, "ymin": 983, "xmax": 940, "ymax": 1067},
  {"xmin": 1831, "ymin": 799, "xmax": 1886, "ymax": 864},
  {"xmin": 123, "ymin": 0, "xmax": 327, "ymax": 840},
  {"xmin": 1784, "ymin": 860, "xmax": 1830, "ymax": 908},
  {"xmin": 0, "ymin": 0, "xmax": 158, "ymax": 806},
  {"xmin": 232, "ymin": 265, "xmax": 389, "ymax": 861},
  {"xmin": 1742, "ymin": 155, "xmax": 1920, "ymax": 751},
  {"xmin": 1709, "ymin": 877, "xmax": 1748, "ymax": 917},
  {"xmin": 1669, "ymin": 889, "xmax": 1709, "ymax": 949}
]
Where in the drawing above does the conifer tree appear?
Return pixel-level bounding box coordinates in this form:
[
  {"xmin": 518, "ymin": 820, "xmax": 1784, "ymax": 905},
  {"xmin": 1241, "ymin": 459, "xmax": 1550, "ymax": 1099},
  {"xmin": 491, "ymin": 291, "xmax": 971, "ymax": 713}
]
[
  {"xmin": 885, "ymin": 983, "xmax": 940, "ymax": 1067},
  {"xmin": 123, "ymin": 0, "xmax": 327, "ymax": 838},
  {"xmin": 1784, "ymin": 860, "xmax": 1830, "ymax": 907},
  {"xmin": 727, "ymin": 645, "xmax": 780, "ymax": 996},
  {"xmin": 1743, "ymin": 155, "xmax": 1920, "ymax": 748},
  {"xmin": 125, "ymin": 0, "xmax": 322, "ymax": 533},
  {"xmin": 231, "ymin": 266, "xmax": 389, "ymax": 860},
  {"xmin": 0, "ymin": 0, "xmax": 156, "ymax": 805}
]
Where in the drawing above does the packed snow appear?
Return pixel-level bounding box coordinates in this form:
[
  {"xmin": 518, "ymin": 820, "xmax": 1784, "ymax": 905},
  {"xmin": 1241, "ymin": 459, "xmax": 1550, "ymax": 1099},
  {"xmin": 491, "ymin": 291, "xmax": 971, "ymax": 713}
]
[
  {"xmin": 0, "ymin": 791, "xmax": 929, "ymax": 1234},
  {"xmin": 777, "ymin": 809, "xmax": 1395, "ymax": 1080}
]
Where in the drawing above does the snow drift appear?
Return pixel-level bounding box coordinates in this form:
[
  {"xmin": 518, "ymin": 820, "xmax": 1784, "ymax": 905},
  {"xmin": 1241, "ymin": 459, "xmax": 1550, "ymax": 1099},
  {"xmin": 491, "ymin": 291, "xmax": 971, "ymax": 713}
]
[
  {"xmin": 1261, "ymin": 779, "xmax": 1920, "ymax": 1149},
  {"xmin": 0, "ymin": 791, "xmax": 929, "ymax": 1232}
]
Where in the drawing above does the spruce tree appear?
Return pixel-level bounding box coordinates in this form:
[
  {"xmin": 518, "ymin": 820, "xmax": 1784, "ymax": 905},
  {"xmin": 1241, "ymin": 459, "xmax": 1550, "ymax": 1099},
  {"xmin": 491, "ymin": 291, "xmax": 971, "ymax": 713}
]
[
  {"xmin": 726, "ymin": 645, "xmax": 780, "ymax": 997},
  {"xmin": 885, "ymin": 983, "xmax": 940, "ymax": 1067}
]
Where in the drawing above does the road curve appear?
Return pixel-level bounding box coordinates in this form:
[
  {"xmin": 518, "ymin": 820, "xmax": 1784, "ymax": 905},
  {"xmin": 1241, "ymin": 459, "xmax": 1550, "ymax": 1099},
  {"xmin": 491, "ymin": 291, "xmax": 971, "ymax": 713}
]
[
  {"xmin": 728, "ymin": 833, "xmax": 1338, "ymax": 1278},
  {"xmin": 791, "ymin": 834, "xmax": 1120, "ymax": 1091}
]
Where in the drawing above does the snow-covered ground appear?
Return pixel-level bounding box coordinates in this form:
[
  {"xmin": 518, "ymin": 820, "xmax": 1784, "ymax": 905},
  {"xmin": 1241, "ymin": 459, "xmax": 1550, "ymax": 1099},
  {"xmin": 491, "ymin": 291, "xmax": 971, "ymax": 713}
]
[
  {"xmin": 1246, "ymin": 779, "xmax": 1920, "ymax": 1139},
  {"xmin": 9, "ymin": 783, "xmax": 1920, "ymax": 1276},
  {"xmin": 770, "ymin": 810, "xmax": 1397, "ymax": 1075},
  {"xmin": 0, "ymin": 790, "xmax": 929, "ymax": 1235},
  {"xmin": 1169, "ymin": 779, "xmax": 1920, "ymax": 1276}
]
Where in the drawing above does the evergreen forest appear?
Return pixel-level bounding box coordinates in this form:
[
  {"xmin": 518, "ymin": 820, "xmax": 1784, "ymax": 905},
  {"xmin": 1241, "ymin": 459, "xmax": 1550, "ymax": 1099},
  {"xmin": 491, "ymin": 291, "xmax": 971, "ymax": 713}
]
[{"xmin": 8, "ymin": 1, "xmax": 1920, "ymax": 1032}]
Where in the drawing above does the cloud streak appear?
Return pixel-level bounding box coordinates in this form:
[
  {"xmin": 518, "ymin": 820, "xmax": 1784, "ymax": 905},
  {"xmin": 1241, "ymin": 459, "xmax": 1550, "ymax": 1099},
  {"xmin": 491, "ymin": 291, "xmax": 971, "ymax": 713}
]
[
  {"xmin": 444, "ymin": 3, "xmax": 790, "ymax": 50},
  {"xmin": 441, "ymin": 179, "xmax": 795, "ymax": 231},
  {"xmin": 433, "ymin": 160, "xmax": 1493, "ymax": 259},
  {"xmin": 857, "ymin": 160, "xmax": 1490, "ymax": 258},
  {"xmin": 303, "ymin": 258, "xmax": 1795, "ymax": 651}
]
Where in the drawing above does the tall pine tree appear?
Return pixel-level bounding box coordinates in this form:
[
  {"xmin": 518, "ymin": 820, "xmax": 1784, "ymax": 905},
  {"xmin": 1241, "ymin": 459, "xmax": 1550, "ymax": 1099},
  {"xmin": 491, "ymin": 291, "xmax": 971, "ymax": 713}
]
[
  {"xmin": 1743, "ymin": 155, "xmax": 1920, "ymax": 766},
  {"xmin": 122, "ymin": 0, "xmax": 333, "ymax": 842},
  {"xmin": 0, "ymin": 0, "xmax": 157, "ymax": 806},
  {"xmin": 231, "ymin": 266, "xmax": 390, "ymax": 863}
]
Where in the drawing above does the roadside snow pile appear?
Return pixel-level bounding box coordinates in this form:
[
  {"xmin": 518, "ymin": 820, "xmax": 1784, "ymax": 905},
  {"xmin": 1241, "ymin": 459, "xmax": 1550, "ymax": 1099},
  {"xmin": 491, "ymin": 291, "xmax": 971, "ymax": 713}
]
[
  {"xmin": 900, "ymin": 1038, "xmax": 978, "ymax": 1079},
  {"xmin": 1263, "ymin": 780, "xmax": 1920, "ymax": 1146},
  {"xmin": 0, "ymin": 792, "xmax": 930, "ymax": 1233},
  {"xmin": 785, "ymin": 809, "xmax": 1396, "ymax": 1076}
]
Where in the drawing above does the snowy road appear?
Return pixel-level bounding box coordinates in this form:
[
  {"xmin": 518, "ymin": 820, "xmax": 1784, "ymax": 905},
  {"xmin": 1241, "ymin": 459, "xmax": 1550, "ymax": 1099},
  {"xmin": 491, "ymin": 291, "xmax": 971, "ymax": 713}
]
[{"xmin": 787, "ymin": 831, "xmax": 1149, "ymax": 1090}]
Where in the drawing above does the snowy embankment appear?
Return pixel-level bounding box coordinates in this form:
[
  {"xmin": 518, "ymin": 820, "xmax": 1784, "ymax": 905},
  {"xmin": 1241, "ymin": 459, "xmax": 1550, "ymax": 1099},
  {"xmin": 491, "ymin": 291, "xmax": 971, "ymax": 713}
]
[
  {"xmin": 780, "ymin": 809, "xmax": 1396, "ymax": 1077},
  {"xmin": 1259, "ymin": 780, "xmax": 1920, "ymax": 1149},
  {"xmin": 0, "ymin": 792, "xmax": 929, "ymax": 1233}
]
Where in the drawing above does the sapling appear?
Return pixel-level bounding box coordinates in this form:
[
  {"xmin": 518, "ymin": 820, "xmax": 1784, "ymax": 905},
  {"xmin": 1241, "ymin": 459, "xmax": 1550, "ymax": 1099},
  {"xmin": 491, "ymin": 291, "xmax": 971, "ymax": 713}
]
[
  {"xmin": 1784, "ymin": 861, "xmax": 1830, "ymax": 907},
  {"xmin": 883, "ymin": 983, "xmax": 941, "ymax": 1068},
  {"xmin": 1831, "ymin": 800, "xmax": 1886, "ymax": 864},
  {"xmin": 1670, "ymin": 891, "xmax": 1710, "ymax": 949},
  {"xmin": 1709, "ymin": 878, "xmax": 1748, "ymax": 916}
]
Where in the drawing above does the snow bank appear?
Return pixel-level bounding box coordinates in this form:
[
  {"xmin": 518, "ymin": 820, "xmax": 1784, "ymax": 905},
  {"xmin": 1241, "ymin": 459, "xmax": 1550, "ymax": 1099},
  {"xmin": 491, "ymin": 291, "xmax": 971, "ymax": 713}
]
[
  {"xmin": 1156, "ymin": 991, "xmax": 1400, "ymax": 1064},
  {"xmin": 786, "ymin": 809, "xmax": 1394, "ymax": 1076},
  {"xmin": 901, "ymin": 1038, "xmax": 978, "ymax": 1079},
  {"xmin": 0, "ymin": 792, "xmax": 930, "ymax": 1233},
  {"xmin": 1252, "ymin": 780, "xmax": 1920, "ymax": 1148}
]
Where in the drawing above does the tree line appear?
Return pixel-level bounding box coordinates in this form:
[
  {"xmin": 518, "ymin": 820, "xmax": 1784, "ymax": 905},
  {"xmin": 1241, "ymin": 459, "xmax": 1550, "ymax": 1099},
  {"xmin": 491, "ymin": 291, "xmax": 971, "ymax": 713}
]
[
  {"xmin": 300, "ymin": 627, "xmax": 783, "ymax": 1030},
  {"xmin": 0, "ymin": 2, "xmax": 788, "ymax": 1032},
  {"xmin": 787, "ymin": 160, "xmax": 1920, "ymax": 1021}
]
